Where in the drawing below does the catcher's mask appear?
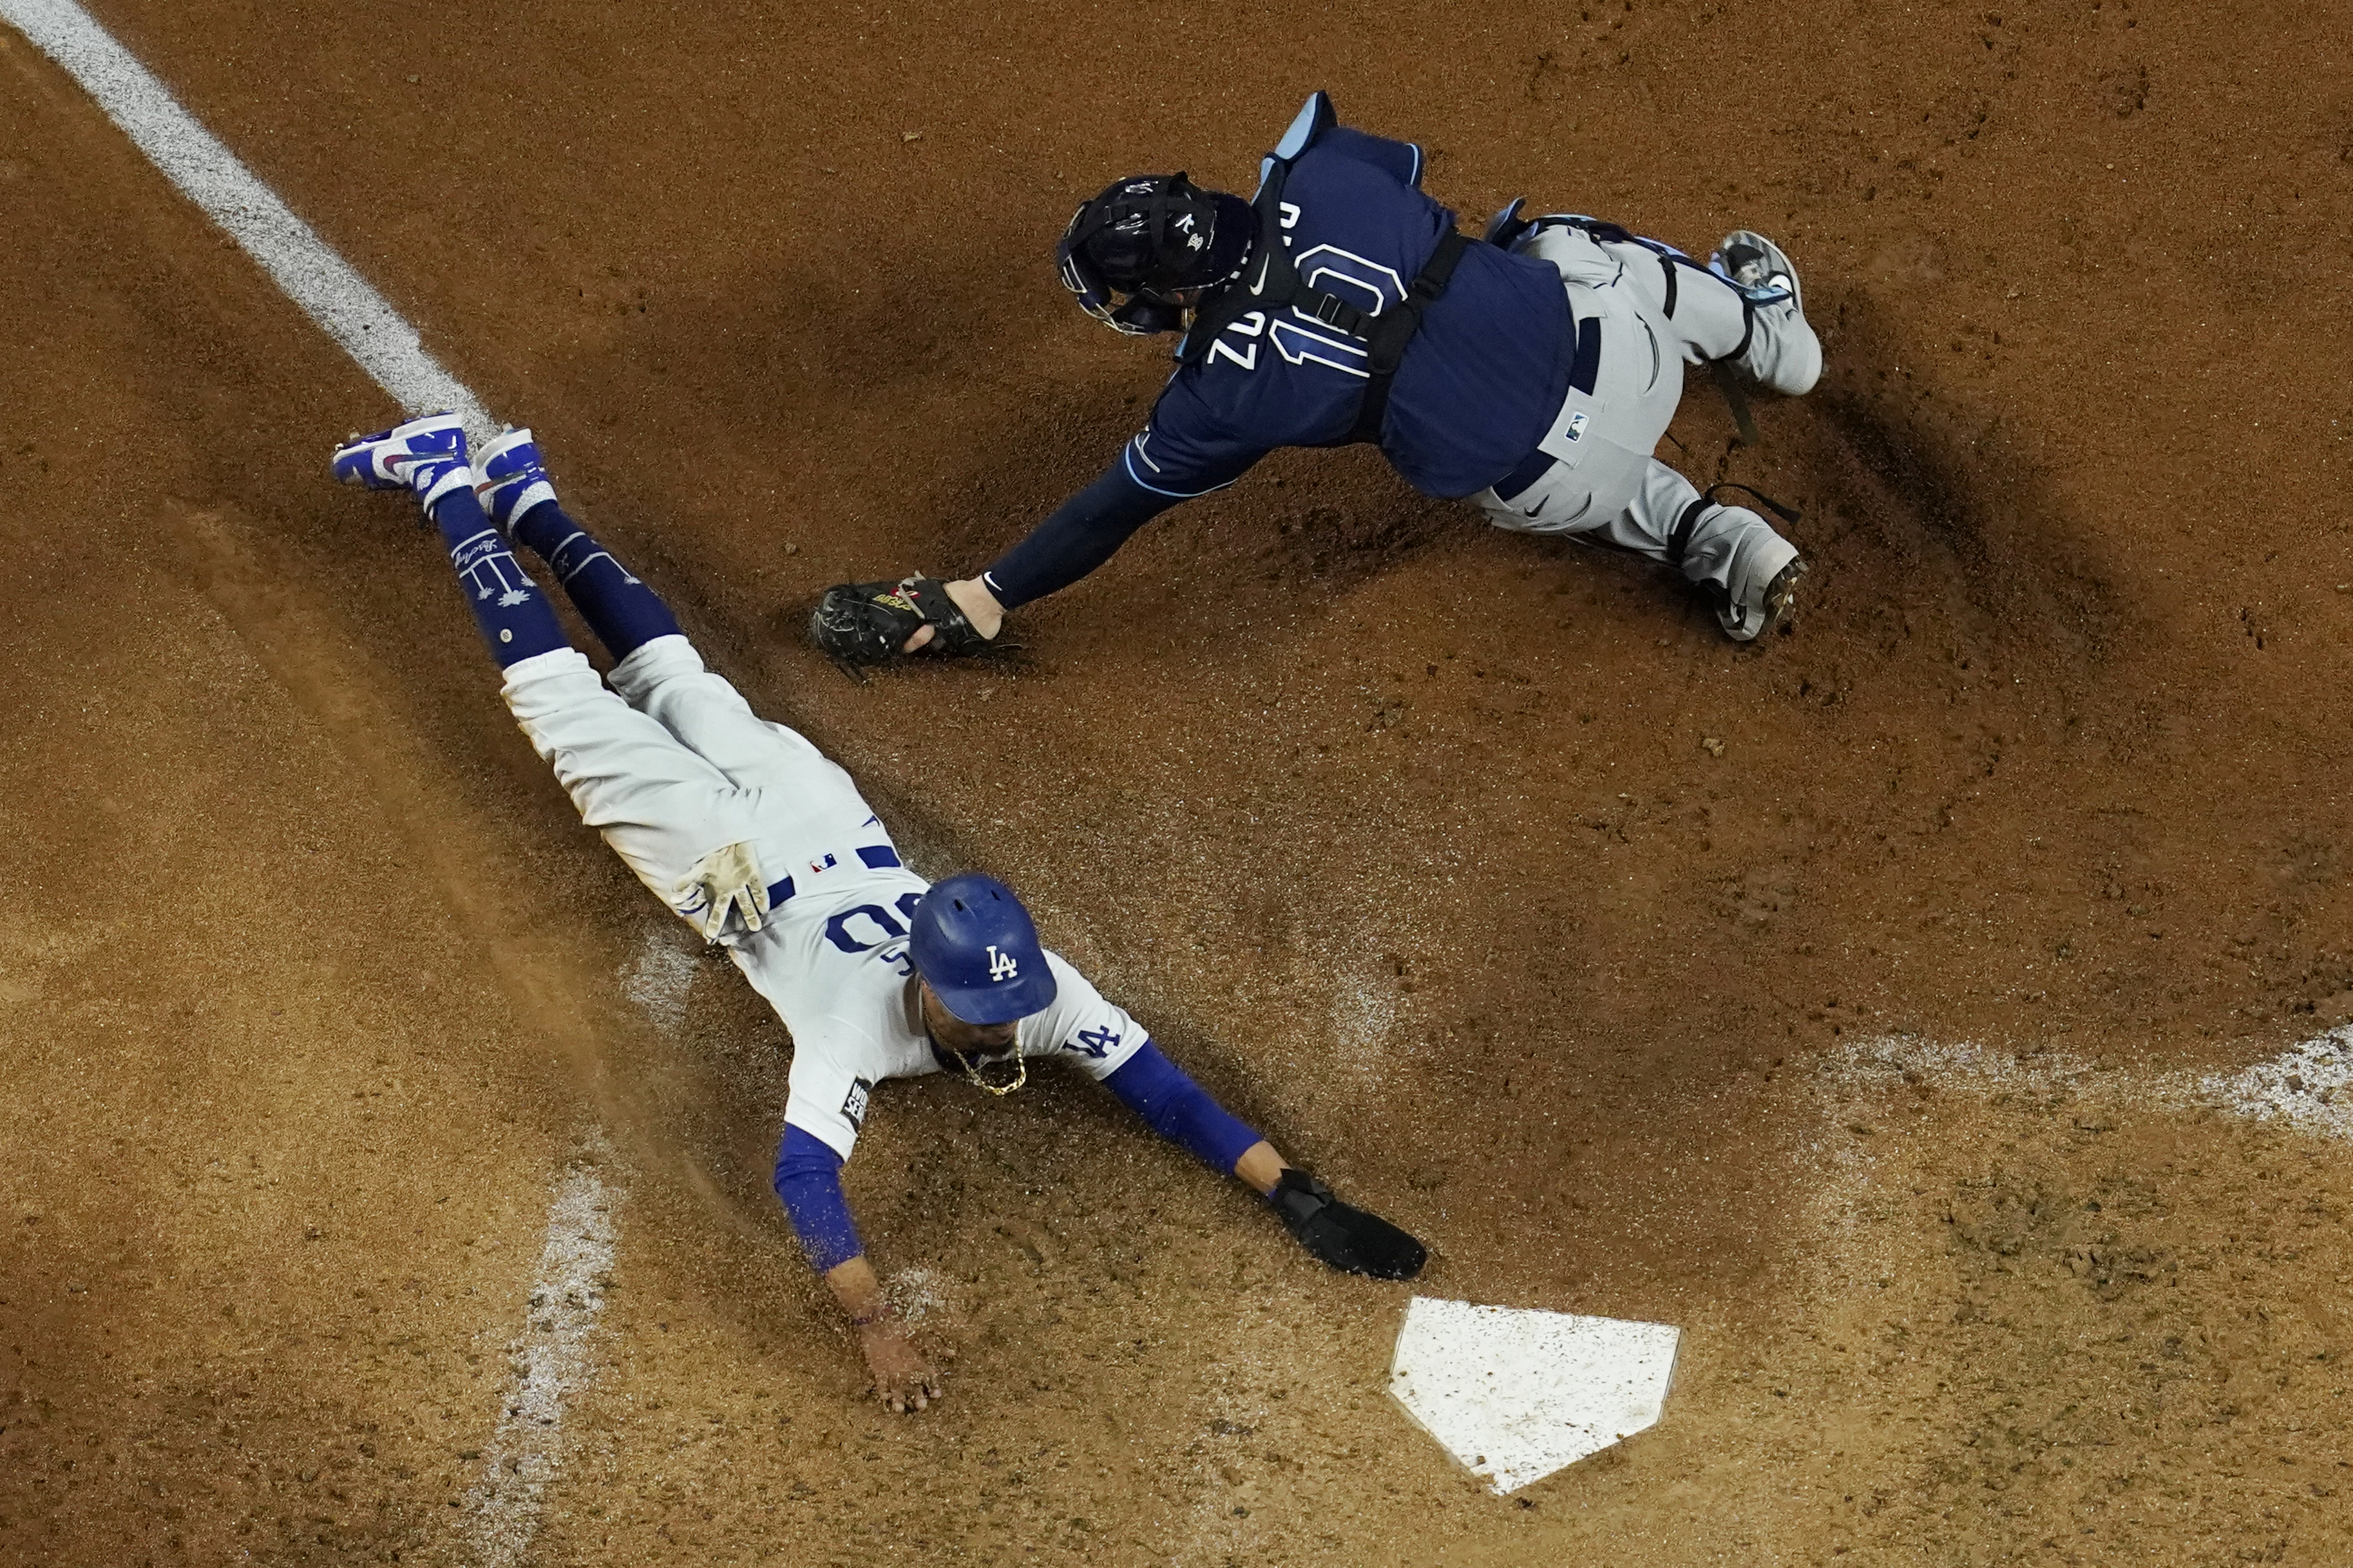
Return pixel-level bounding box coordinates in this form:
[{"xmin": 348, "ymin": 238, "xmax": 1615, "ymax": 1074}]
[{"xmin": 1056, "ymin": 173, "xmax": 1256, "ymax": 336}]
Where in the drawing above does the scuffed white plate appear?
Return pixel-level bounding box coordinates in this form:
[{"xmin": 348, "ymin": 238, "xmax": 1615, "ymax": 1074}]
[{"xmin": 1389, "ymin": 1297, "xmax": 1681, "ymax": 1494}]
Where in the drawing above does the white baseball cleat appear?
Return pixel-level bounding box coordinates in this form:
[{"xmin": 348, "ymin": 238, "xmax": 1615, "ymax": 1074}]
[
  {"xmin": 330, "ymin": 411, "xmax": 472, "ymax": 511},
  {"xmin": 1721, "ymin": 554, "xmax": 1808, "ymax": 641},
  {"xmin": 474, "ymin": 427, "xmax": 558, "ymax": 532}
]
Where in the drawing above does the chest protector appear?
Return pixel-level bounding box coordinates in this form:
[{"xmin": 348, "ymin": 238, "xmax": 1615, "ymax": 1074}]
[{"xmin": 1177, "ymin": 126, "xmax": 1474, "ymax": 447}]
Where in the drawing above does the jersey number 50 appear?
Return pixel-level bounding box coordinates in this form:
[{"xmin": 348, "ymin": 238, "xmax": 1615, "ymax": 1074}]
[{"xmin": 824, "ymin": 892, "xmax": 928, "ymax": 955}]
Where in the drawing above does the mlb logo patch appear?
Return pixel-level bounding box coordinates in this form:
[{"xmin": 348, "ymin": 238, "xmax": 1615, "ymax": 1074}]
[
  {"xmin": 1564, "ymin": 411, "xmax": 1588, "ymax": 443},
  {"xmin": 808, "ymin": 851, "xmax": 839, "ymax": 876}
]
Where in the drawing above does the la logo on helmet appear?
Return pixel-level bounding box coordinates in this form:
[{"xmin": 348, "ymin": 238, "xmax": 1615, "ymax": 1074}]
[{"xmin": 987, "ymin": 944, "xmax": 1020, "ymax": 981}]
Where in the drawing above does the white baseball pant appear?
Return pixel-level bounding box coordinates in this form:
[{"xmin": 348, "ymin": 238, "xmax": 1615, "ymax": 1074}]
[{"xmin": 497, "ymin": 634, "xmax": 893, "ymax": 937}]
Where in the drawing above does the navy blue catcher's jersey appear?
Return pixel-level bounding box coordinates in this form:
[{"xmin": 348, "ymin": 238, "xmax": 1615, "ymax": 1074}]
[{"xmin": 1124, "ymin": 113, "xmax": 1574, "ymax": 503}]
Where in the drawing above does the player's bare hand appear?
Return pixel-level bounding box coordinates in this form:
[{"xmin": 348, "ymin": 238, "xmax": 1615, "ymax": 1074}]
[
  {"xmin": 861, "ymin": 1321, "xmax": 941, "ymax": 1413},
  {"xmin": 899, "ymin": 578, "xmax": 1004, "ymax": 655}
]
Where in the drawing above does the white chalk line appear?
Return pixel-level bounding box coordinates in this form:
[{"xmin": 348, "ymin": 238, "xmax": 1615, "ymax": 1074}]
[
  {"xmin": 0, "ymin": 2, "xmax": 645, "ymax": 1552},
  {"xmin": 1800, "ymin": 1028, "xmax": 2353, "ymax": 1316},
  {"xmin": 1822, "ymin": 1026, "xmax": 2353, "ymax": 1140},
  {"xmin": 0, "ymin": 0, "xmax": 495, "ymax": 438},
  {"xmin": 464, "ymin": 1158, "xmax": 620, "ymax": 1567}
]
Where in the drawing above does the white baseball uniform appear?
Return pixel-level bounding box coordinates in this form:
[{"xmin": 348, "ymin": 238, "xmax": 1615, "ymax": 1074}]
[{"xmin": 496, "ymin": 633, "xmax": 1149, "ymax": 1153}]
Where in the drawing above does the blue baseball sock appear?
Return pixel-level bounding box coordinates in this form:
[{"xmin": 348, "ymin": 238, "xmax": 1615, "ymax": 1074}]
[
  {"xmin": 428, "ymin": 483, "xmax": 571, "ymax": 667},
  {"xmin": 509, "ymin": 502, "xmax": 682, "ymax": 661}
]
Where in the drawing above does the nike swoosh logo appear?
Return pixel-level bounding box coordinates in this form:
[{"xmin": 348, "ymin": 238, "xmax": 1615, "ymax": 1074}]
[{"xmin": 1247, "ymin": 253, "xmax": 1272, "ymax": 297}]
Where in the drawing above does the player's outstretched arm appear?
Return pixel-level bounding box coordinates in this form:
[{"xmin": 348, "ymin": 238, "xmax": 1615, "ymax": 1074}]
[
  {"xmin": 822, "ymin": 1254, "xmax": 941, "ymax": 1415},
  {"xmin": 813, "ymin": 460, "xmax": 1186, "ymax": 664},
  {"xmin": 774, "ymin": 1127, "xmax": 941, "ymax": 1413},
  {"xmin": 937, "ymin": 462, "xmax": 1185, "ymax": 640},
  {"xmin": 1100, "ymin": 1043, "xmax": 1427, "ymax": 1281}
]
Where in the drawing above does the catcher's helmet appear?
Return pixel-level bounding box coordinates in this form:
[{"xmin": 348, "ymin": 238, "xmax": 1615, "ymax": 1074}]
[
  {"xmin": 1056, "ymin": 173, "xmax": 1256, "ymax": 335},
  {"xmin": 908, "ymin": 873, "xmax": 1058, "ymax": 1025}
]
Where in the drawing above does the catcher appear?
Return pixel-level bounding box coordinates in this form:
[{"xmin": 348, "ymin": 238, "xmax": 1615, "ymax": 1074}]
[
  {"xmin": 812, "ymin": 90, "xmax": 1822, "ymax": 665},
  {"xmin": 330, "ymin": 411, "xmax": 1427, "ymax": 1413}
]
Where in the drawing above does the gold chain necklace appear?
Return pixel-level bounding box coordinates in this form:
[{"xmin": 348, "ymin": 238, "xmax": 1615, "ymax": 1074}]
[
  {"xmin": 943, "ymin": 1043, "xmax": 1027, "ymax": 1097},
  {"xmin": 920, "ymin": 988, "xmax": 1027, "ymax": 1096}
]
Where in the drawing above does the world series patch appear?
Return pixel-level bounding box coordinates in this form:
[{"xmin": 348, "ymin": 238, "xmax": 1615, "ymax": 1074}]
[{"xmin": 841, "ymin": 1076, "xmax": 873, "ymax": 1131}]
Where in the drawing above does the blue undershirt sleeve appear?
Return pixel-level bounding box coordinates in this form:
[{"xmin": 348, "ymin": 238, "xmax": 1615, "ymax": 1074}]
[
  {"xmin": 979, "ymin": 460, "xmax": 1183, "ymax": 610},
  {"xmin": 772, "ymin": 1124, "xmax": 864, "ymax": 1275},
  {"xmin": 1101, "ymin": 1040, "xmax": 1264, "ymax": 1175}
]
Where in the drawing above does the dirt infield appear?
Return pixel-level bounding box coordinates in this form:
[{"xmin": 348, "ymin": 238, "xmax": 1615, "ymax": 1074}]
[{"xmin": 5, "ymin": 0, "xmax": 2352, "ymax": 1562}]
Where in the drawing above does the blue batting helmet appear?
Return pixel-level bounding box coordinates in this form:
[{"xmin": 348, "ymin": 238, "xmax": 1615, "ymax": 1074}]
[{"xmin": 908, "ymin": 873, "xmax": 1058, "ymax": 1025}]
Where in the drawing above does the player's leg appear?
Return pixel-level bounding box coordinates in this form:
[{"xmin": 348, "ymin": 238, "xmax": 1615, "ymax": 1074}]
[
  {"xmin": 1608, "ymin": 460, "xmax": 1804, "ymax": 641},
  {"xmin": 331, "ymin": 411, "xmax": 574, "ymax": 666},
  {"xmin": 1466, "ymin": 261, "xmax": 1685, "ymax": 538},
  {"xmin": 1596, "ymin": 231, "xmax": 1820, "ymax": 396},
  {"xmin": 473, "ymin": 429, "xmax": 682, "ymax": 665},
  {"xmin": 1477, "ymin": 451, "xmax": 1798, "ymax": 641},
  {"xmin": 1480, "ymin": 225, "xmax": 1809, "ymax": 638},
  {"xmin": 606, "ymin": 636, "xmax": 890, "ymax": 853},
  {"xmin": 497, "ymin": 647, "xmax": 808, "ymax": 930},
  {"xmin": 333, "ymin": 416, "xmax": 772, "ymax": 929},
  {"xmin": 478, "ymin": 430, "xmax": 890, "ymax": 844}
]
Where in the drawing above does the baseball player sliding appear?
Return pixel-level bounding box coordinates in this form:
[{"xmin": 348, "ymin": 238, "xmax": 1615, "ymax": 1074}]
[
  {"xmin": 813, "ymin": 90, "xmax": 1822, "ymax": 665},
  {"xmin": 330, "ymin": 413, "xmax": 1425, "ymax": 1412}
]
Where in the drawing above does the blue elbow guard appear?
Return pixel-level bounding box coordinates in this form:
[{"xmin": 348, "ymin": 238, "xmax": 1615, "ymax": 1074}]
[
  {"xmin": 1103, "ymin": 1040, "xmax": 1263, "ymax": 1174},
  {"xmin": 772, "ymin": 1125, "xmax": 864, "ymax": 1274}
]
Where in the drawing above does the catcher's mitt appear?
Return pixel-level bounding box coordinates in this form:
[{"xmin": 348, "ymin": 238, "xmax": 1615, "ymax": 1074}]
[
  {"xmin": 1270, "ymin": 1169, "xmax": 1427, "ymax": 1281},
  {"xmin": 808, "ymin": 576, "xmax": 992, "ymax": 666}
]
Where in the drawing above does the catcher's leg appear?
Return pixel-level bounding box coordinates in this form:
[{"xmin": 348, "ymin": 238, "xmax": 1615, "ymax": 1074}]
[
  {"xmin": 1467, "ymin": 264, "xmax": 1682, "ymax": 536},
  {"xmin": 1596, "ymin": 232, "xmax": 1820, "ymax": 396},
  {"xmin": 1471, "ymin": 232, "xmax": 1806, "ymax": 639},
  {"xmin": 1479, "ymin": 456, "xmax": 1800, "ymax": 641},
  {"xmin": 1606, "ymin": 460, "xmax": 1804, "ymax": 642}
]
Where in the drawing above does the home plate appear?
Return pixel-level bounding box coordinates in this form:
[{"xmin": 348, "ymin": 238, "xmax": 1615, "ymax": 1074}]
[{"xmin": 1388, "ymin": 1296, "xmax": 1682, "ymax": 1494}]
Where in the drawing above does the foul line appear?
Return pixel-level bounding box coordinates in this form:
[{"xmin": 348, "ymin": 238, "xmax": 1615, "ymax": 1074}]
[
  {"xmin": 1825, "ymin": 1027, "xmax": 2353, "ymax": 1142},
  {"xmin": 0, "ymin": 0, "xmax": 495, "ymax": 436},
  {"xmin": 465, "ymin": 1159, "xmax": 620, "ymax": 1567},
  {"xmin": 0, "ymin": 2, "xmax": 642, "ymax": 1554}
]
